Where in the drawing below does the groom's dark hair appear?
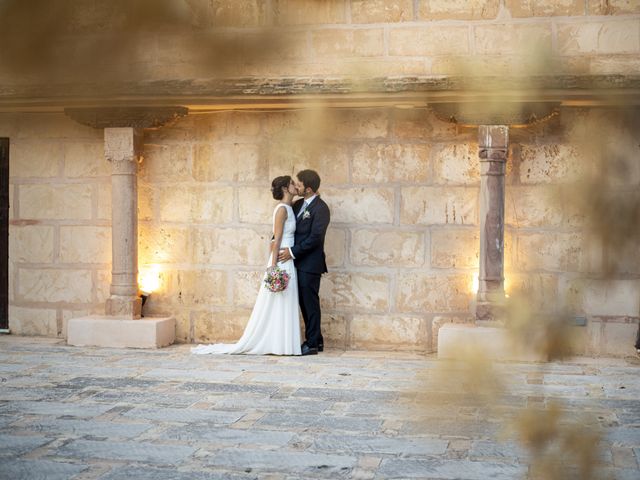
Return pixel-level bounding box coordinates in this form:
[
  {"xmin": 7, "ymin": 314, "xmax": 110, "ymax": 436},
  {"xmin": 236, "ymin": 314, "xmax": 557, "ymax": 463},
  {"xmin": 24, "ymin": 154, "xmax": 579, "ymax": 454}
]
[{"xmin": 297, "ymin": 169, "xmax": 320, "ymax": 193}]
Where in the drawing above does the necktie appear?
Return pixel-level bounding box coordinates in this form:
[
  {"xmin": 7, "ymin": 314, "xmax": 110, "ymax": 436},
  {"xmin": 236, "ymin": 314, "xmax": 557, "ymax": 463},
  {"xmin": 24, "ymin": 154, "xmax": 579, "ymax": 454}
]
[{"xmin": 297, "ymin": 202, "xmax": 307, "ymax": 218}]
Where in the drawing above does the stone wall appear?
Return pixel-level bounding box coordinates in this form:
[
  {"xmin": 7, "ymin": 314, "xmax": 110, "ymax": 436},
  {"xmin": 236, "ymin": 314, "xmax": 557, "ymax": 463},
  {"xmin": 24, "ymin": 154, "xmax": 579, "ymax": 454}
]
[
  {"xmin": 3, "ymin": 106, "xmax": 638, "ymax": 354},
  {"xmin": 1, "ymin": 0, "xmax": 638, "ymax": 85}
]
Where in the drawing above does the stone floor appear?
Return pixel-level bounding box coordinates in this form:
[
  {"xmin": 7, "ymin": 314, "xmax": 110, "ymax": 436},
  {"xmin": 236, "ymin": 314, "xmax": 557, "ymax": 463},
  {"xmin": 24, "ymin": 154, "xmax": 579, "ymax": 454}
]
[{"xmin": 0, "ymin": 336, "xmax": 638, "ymax": 480}]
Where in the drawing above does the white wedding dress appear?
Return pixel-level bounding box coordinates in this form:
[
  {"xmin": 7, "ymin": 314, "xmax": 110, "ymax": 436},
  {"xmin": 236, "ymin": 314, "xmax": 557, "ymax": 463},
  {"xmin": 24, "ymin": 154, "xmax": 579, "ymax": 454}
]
[{"xmin": 191, "ymin": 204, "xmax": 301, "ymax": 356}]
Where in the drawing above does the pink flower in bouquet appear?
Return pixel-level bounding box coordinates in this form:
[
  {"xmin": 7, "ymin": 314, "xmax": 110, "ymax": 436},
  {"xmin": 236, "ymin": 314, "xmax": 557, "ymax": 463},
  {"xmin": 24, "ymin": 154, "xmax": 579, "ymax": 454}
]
[{"xmin": 264, "ymin": 266, "xmax": 290, "ymax": 292}]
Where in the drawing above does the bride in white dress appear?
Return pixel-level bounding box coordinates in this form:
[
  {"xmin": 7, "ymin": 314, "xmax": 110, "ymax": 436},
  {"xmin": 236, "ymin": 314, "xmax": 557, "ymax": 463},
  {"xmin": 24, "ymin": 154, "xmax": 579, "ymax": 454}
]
[{"xmin": 192, "ymin": 176, "xmax": 302, "ymax": 356}]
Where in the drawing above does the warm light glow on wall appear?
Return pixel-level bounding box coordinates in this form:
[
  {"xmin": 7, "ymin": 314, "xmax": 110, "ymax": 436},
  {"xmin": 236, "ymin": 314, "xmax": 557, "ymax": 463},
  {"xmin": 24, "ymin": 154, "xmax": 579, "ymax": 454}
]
[
  {"xmin": 471, "ymin": 275, "xmax": 479, "ymax": 294},
  {"xmin": 139, "ymin": 264, "xmax": 162, "ymax": 295}
]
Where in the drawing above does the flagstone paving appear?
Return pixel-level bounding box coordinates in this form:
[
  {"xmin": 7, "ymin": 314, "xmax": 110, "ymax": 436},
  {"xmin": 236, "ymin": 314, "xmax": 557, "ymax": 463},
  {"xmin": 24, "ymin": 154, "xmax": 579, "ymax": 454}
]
[{"xmin": 0, "ymin": 336, "xmax": 638, "ymax": 479}]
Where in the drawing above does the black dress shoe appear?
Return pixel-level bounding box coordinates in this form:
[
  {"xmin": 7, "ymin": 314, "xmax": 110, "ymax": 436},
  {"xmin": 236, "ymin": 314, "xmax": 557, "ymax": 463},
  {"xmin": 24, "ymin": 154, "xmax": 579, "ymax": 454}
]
[
  {"xmin": 301, "ymin": 344, "xmax": 318, "ymax": 356},
  {"xmin": 318, "ymin": 343, "xmax": 324, "ymax": 352}
]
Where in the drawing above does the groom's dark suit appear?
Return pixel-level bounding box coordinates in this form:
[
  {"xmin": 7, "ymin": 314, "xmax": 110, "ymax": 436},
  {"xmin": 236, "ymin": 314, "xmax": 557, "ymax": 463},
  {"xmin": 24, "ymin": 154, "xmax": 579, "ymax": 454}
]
[{"xmin": 291, "ymin": 195, "xmax": 330, "ymax": 349}]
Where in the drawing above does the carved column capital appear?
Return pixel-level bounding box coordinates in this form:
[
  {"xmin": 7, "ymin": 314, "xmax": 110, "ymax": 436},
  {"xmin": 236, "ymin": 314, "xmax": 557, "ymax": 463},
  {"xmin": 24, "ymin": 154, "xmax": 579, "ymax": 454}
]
[
  {"xmin": 65, "ymin": 106, "xmax": 188, "ymax": 129},
  {"xmin": 104, "ymin": 127, "xmax": 143, "ymax": 174}
]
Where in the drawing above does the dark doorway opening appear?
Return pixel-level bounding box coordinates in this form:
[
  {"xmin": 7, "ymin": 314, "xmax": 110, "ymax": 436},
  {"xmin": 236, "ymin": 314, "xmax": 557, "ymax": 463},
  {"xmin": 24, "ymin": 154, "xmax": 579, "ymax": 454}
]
[{"xmin": 0, "ymin": 138, "xmax": 8, "ymax": 332}]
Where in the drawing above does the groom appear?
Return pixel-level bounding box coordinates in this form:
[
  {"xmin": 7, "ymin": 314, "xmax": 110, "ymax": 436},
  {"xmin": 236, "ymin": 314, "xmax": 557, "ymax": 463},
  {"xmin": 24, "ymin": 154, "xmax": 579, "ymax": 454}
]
[{"xmin": 279, "ymin": 170, "xmax": 330, "ymax": 356}]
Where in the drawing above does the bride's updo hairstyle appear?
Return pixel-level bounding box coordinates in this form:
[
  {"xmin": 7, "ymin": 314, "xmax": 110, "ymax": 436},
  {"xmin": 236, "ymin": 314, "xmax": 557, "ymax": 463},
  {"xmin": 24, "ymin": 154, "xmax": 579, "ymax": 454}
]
[{"xmin": 271, "ymin": 175, "xmax": 292, "ymax": 200}]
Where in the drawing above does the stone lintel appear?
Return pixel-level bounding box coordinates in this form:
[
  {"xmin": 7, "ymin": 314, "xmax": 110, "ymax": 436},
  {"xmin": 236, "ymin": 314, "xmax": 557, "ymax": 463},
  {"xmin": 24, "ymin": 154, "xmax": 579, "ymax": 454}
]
[
  {"xmin": 65, "ymin": 106, "xmax": 188, "ymax": 129},
  {"xmin": 433, "ymin": 102, "xmax": 560, "ymax": 127}
]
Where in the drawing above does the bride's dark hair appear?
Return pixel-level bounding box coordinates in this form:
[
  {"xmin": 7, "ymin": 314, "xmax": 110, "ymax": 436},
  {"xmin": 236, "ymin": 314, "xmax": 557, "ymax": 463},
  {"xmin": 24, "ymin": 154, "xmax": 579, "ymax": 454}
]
[{"xmin": 271, "ymin": 175, "xmax": 292, "ymax": 200}]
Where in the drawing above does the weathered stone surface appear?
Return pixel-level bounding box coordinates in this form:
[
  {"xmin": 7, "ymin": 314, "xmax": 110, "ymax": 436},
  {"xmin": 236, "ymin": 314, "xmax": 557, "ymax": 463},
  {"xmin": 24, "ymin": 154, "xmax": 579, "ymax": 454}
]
[
  {"xmin": 64, "ymin": 142, "xmax": 108, "ymax": 177},
  {"xmin": 207, "ymin": 448, "xmax": 357, "ymax": 473},
  {"xmin": 352, "ymin": 144, "xmax": 429, "ymax": 183},
  {"xmin": 401, "ymin": 187, "xmax": 478, "ymax": 225},
  {"xmin": 59, "ymin": 226, "xmax": 111, "ymax": 264},
  {"xmin": 516, "ymin": 233, "xmax": 582, "ymax": 272},
  {"xmin": 329, "ymin": 110, "xmax": 388, "ymax": 140},
  {"xmin": 192, "ymin": 228, "xmax": 268, "ymax": 265},
  {"xmin": 349, "ymin": 315, "xmax": 427, "ymax": 349},
  {"xmin": 599, "ymin": 320, "xmax": 640, "ymax": 357},
  {"xmin": 506, "ymin": 0, "xmax": 584, "ymax": 17},
  {"xmin": 507, "ymin": 273, "xmax": 558, "ymax": 311},
  {"xmin": 56, "ymin": 439, "xmax": 195, "ymax": 465},
  {"xmin": 239, "ymin": 188, "xmax": 277, "ymax": 224},
  {"xmin": 98, "ymin": 466, "xmax": 234, "ymax": 480},
  {"xmin": 391, "ymin": 109, "xmax": 459, "ymax": 141},
  {"xmin": 378, "ymin": 458, "xmax": 526, "ymax": 479},
  {"xmin": 8, "ymin": 306, "xmax": 57, "ymax": 336},
  {"xmin": 351, "ymin": 0, "xmax": 413, "ymax": 23},
  {"xmin": 323, "ymin": 313, "xmax": 348, "ymax": 349},
  {"xmin": 163, "ymin": 424, "xmax": 293, "ymax": 445},
  {"xmin": 158, "ymin": 269, "xmax": 229, "ymax": 307},
  {"xmin": 159, "ymin": 185, "xmax": 233, "ymax": 223},
  {"xmin": 96, "ymin": 182, "xmax": 112, "ymax": 220},
  {"xmin": 474, "ymin": 24, "xmax": 552, "ymax": 55},
  {"xmin": 233, "ymin": 269, "xmax": 263, "ymax": 307},
  {"xmin": 9, "ymin": 225, "xmax": 54, "ymax": 263},
  {"xmin": 313, "ymin": 433, "xmax": 447, "ymax": 455},
  {"xmin": 567, "ymin": 279, "xmax": 640, "ymax": 317},
  {"xmin": 273, "ymin": 0, "xmax": 346, "ymax": 25},
  {"xmin": 267, "ymin": 142, "xmax": 350, "ymax": 186},
  {"xmin": 397, "ymin": 274, "xmax": 471, "ymax": 313},
  {"xmin": 193, "ymin": 309, "xmax": 251, "ymax": 343},
  {"xmin": 193, "ymin": 142, "xmax": 265, "ymax": 182},
  {"xmin": 18, "ymin": 268, "xmax": 92, "ymax": 303},
  {"xmin": 22, "ymin": 418, "xmax": 152, "ymax": 438},
  {"xmin": 258, "ymin": 412, "xmax": 381, "ymax": 431},
  {"xmin": 3, "ymin": 400, "xmax": 113, "ymax": 417},
  {"xmin": 419, "ymin": 0, "xmax": 499, "ymax": 19},
  {"xmin": 312, "ymin": 29, "xmax": 384, "ymax": 58},
  {"xmin": 322, "ymin": 187, "xmax": 394, "ymax": 224},
  {"xmin": 10, "ymin": 141, "xmax": 62, "ymax": 177},
  {"xmin": 141, "ymin": 144, "xmax": 191, "ymax": 182},
  {"xmin": 321, "ymin": 272, "xmax": 390, "ymax": 311},
  {"xmin": 19, "ymin": 184, "xmax": 92, "ymax": 220},
  {"xmin": 431, "ymin": 228, "xmax": 479, "ymax": 268},
  {"xmin": 519, "ymin": 144, "xmax": 583, "ymax": 184},
  {"xmin": 0, "ymin": 460, "xmax": 87, "ymax": 480},
  {"xmin": 505, "ymin": 186, "xmax": 562, "ymax": 227},
  {"xmin": 325, "ymin": 227, "xmax": 346, "ymax": 267},
  {"xmin": 432, "ymin": 143, "xmax": 480, "ymax": 185},
  {"xmin": 139, "ymin": 225, "xmax": 190, "ymax": 264},
  {"xmin": 558, "ymin": 20, "xmax": 640, "ymax": 55},
  {"xmin": 588, "ymin": 0, "xmax": 640, "ymax": 14},
  {"xmin": 138, "ymin": 183, "xmax": 154, "ymax": 221},
  {"xmin": 389, "ymin": 26, "xmax": 470, "ymax": 55},
  {"xmin": 350, "ymin": 229, "xmax": 425, "ymax": 267},
  {"xmin": 187, "ymin": 0, "xmax": 268, "ymax": 28}
]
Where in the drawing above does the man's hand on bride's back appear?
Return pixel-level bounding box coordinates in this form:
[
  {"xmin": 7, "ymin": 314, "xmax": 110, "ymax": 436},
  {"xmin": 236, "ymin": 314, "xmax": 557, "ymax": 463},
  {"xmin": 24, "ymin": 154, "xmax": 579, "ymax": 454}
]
[{"xmin": 278, "ymin": 249, "xmax": 292, "ymax": 262}]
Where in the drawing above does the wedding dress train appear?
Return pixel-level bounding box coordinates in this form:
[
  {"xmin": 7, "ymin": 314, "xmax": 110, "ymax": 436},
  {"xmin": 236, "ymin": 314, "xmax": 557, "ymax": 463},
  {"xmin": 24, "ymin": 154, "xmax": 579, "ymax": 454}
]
[{"xmin": 191, "ymin": 204, "xmax": 301, "ymax": 355}]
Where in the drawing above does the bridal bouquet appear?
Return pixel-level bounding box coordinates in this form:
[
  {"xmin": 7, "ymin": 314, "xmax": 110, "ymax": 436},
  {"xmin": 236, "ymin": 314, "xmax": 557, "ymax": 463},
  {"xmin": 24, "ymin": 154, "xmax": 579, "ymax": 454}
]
[{"xmin": 264, "ymin": 266, "xmax": 290, "ymax": 293}]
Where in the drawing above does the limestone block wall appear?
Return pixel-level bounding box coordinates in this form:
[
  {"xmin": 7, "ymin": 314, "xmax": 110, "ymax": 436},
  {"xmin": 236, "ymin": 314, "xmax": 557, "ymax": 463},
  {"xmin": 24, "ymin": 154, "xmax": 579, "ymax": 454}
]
[
  {"xmin": 3, "ymin": 0, "xmax": 637, "ymax": 85},
  {"xmin": 2, "ymin": 107, "xmax": 639, "ymax": 355},
  {"xmin": 0, "ymin": 114, "xmax": 110, "ymax": 336}
]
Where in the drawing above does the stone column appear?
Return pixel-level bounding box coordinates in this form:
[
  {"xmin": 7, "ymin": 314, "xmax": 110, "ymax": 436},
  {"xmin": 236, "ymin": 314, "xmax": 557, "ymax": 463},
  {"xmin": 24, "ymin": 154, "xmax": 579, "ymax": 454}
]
[
  {"xmin": 475, "ymin": 125, "xmax": 508, "ymax": 321},
  {"xmin": 104, "ymin": 128, "xmax": 143, "ymax": 318}
]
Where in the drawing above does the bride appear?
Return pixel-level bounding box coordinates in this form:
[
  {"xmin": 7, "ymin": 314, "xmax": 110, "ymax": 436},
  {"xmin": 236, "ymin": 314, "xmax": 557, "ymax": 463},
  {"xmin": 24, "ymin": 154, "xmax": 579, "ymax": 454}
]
[{"xmin": 191, "ymin": 176, "xmax": 302, "ymax": 356}]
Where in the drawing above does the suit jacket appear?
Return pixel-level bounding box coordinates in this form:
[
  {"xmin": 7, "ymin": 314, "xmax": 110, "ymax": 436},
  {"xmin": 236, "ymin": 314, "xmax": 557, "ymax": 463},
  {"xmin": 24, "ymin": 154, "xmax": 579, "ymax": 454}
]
[{"xmin": 291, "ymin": 196, "xmax": 330, "ymax": 275}]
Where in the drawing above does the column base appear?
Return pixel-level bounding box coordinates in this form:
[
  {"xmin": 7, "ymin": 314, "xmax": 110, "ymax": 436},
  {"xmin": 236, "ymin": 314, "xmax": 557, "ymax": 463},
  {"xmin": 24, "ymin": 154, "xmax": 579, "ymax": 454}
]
[
  {"xmin": 474, "ymin": 300, "xmax": 504, "ymax": 322},
  {"xmin": 67, "ymin": 315, "xmax": 175, "ymax": 349},
  {"xmin": 106, "ymin": 295, "xmax": 142, "ymax": 318},
  {"xmin": 437, "ymin": 324, "xmax": 545, "ymax": 362}
]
